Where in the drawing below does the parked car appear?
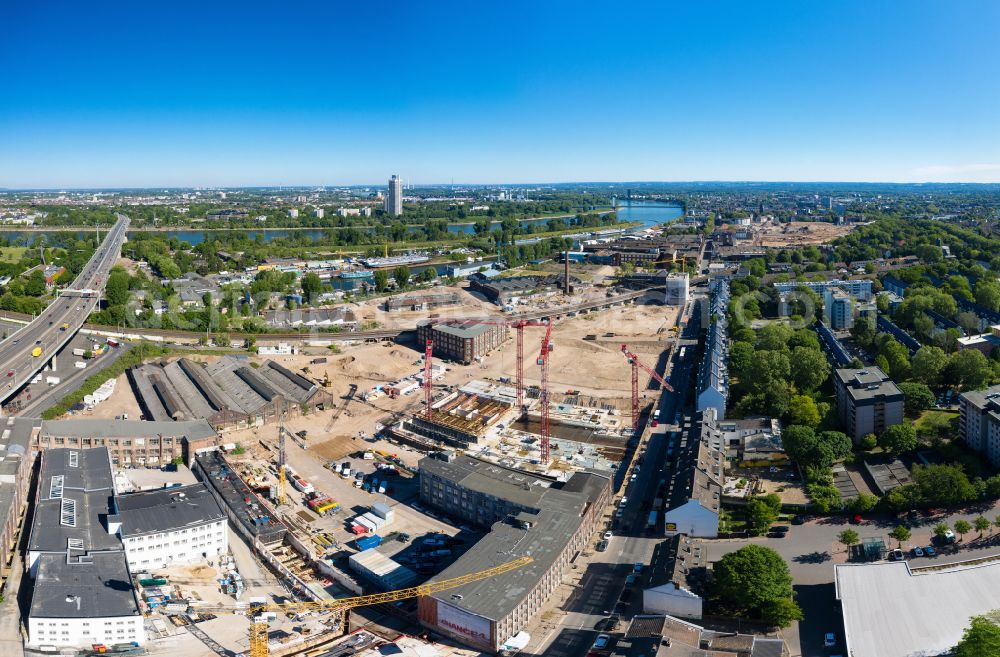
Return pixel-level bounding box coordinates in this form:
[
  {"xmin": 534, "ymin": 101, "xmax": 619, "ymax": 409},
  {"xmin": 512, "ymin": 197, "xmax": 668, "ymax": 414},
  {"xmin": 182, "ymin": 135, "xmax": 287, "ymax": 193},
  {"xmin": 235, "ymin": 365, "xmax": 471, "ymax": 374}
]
[
  {"xmin": 889, "ymin": 549, "xmax": 905, "ymax": 561},
  {"xmin": 912, "ymin": 546, "xmax": 925, "ymax": 557},
  {"xmin": 924, "ymin": 545, "xmax": 936, "ymax": 557},
  {"xmin": 593, "ymin": 634, "xmax": 610, "ymax": 650},
  {"xmin": 596, "ymin": 540, "xmax": 609, "ymax": 552},
  {"xmin": 633, "ymin": 563, "xmax": 643, "ymax": 573},
  {"xmin": 771, "ymin": 525, "xmax": 790, "ymax": 534},
  {"xmin": 603, "ymin": 531, "xmax": 613, "ymax": 540},
  {"xmin": 824, "ymin": 632, "xmax": 837, "ymax": 648}
]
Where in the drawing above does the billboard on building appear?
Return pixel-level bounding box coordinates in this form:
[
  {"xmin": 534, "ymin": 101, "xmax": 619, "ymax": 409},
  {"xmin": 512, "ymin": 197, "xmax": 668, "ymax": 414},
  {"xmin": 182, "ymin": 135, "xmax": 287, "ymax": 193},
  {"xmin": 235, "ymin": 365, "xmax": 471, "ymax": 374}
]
[{"xmin": 437, "ymin": 600, "xmax": 491, "ymax": 646}]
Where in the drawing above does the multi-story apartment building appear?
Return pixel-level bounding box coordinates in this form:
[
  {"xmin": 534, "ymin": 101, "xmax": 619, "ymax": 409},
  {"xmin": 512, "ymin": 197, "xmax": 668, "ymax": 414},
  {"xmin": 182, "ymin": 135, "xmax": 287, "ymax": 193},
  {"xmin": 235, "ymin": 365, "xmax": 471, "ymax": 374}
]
[
  {"xmin": 834, "ymin": 367, "xmax": 905, "ymax": 442},
  {"xmin": 959, "ymin": 385, "xmax": 1000, "ymax": 467}
]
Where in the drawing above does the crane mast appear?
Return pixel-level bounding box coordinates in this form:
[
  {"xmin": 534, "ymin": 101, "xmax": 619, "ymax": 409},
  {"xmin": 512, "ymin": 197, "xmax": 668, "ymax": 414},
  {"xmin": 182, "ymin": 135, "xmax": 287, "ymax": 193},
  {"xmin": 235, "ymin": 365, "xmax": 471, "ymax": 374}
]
[
  {"xmin": 621, "ymin": 343, "xmax": 674, "ymax": 432},
  {"xmin": 424, "ymin": 339, "xmax": 434, "ymax": 420},
  {"xmin": 537, "ymin": 321, "xmax": 553, "ymax": 463}
]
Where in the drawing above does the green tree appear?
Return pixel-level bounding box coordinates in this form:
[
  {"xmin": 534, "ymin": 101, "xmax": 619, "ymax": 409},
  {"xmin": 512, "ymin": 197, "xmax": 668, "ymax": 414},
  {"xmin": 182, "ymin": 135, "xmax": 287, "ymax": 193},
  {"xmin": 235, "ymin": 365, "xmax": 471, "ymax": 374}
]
[
  {"xmin": 889, "ymin": 524, "xmax": 911, "ymax": 548},
  {"xmin": 373, "ymin": 269, "xmax": 389, "ymax": 292},
  {"xmin": 954, "ymin": 616, "xmax": 1000, "ymax": 657},
  {"xmin": 879, "ymin": 423, "xmax": 918, "ymax": 454},
  {"xmin": 899, "ymin": 382, "xmax": 935, "ymax": 417},
  {"xmin": 955, "ymin": 519, "xmax": 973, "ymax": 542},
  {"xmin": 711, "ymin": 545, "xmax": 800, "ymax": 627},
  {"xmin": 747, "ymin": 494, "xmax": 782, "ymax": 535},
  {"xmin": 760, "ymin": 597, "xmax": 804, "ymax": 628},
  {"xmin": 859, "ymin": 433, "xmax": 878, "ymax": 451},
  {"xmin": 24, "ymin": 270, "xmax": 47, "ymax": 296},
  {"xmin": 756, "ymin": 324, "xmax": 794, "ymax": 352},
  {"xmin": 849, "ymin": 492, "xmax": 879, "ymax": 513},
  {"xmin": 947, "ymin": 349, "xmax": 993, "ymax": 390},
  {"xmin": 838, "ymin": 528, "xmax": 860, "ymax": 551},
  {"xmin": 729, "ymin": 341, "xmax": 755, "ymax": 378},
  {"xmin": 912, "ymin": 346, "xmax": 949, "ymax": 386},
  {"xmin": 393, "ymin": 265, "xmax": 411, "ymax": 289},
  {"xmin": 301, "ymin": 272, "xmax": 323, "ymax": 303},
  {"xmin": 790, "ymin": 346, "xmax": 830, "ymax": 392},
  {"xmin": 975, "ymin": 515, "xmax": 991, "ymax": 538},
  {"xmin": 105, "ymin": 269, "xmax": 131, "ymax": 306},
  {"xmin": 787, "ymin": 395, "xmax": 821, "ymax": 428},
  {"xmin": 933, "ymin": 523, "xmax": 951, "ymax": 540},
  {"xmin": 912, "ymin": 464, "xmax": 977, "ymax": 506}
]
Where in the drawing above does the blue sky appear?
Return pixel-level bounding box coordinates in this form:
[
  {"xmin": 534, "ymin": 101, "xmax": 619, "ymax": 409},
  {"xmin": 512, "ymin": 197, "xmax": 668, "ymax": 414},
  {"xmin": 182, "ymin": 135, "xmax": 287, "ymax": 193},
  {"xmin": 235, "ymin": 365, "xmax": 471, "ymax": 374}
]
[{"xmin": 2, "ymin": 1, "xmax": 999, "ymax": 188}]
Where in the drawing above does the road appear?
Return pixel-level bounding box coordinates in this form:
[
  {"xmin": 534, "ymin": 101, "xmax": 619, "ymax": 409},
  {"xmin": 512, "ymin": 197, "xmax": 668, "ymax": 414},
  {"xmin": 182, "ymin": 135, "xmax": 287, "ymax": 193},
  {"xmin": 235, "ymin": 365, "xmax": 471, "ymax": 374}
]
[
  {"xmin": 0, "ymin": 214, "xmax": 128, "ymax": 403},
  {"xmin": 527, "ymin": 297, "xmax": 702, "ymax": 657}
]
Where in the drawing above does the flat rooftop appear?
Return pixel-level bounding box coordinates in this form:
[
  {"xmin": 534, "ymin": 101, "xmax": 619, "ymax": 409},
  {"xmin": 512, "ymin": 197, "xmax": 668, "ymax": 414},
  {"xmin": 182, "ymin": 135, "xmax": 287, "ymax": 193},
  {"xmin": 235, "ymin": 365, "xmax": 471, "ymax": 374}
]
[
  {"xmin": 30, "ymin": 551, "xmax": 140, "ymax": 619},
  {"xmin": 427, "ymin": 508, "xmax": 583, "ymax": 621},
  {"xmin": 40, "ymin": 418, "xmax": 216, "ymax": 441},
  {"xmin": 28, "ymin": 447, "xmax": 120, "ymax": 554},
  {"xmin": 836, "ymin": 559, "xmax": 1000, "ymax": 657},
  {"xmin": 117, "ymin": 483, "xmax": 225, "ymax": 537}
]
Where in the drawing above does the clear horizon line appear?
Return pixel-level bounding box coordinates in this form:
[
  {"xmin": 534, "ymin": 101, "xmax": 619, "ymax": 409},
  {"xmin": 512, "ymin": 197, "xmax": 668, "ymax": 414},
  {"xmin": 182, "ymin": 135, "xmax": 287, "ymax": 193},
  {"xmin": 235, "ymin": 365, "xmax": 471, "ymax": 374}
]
[{"xmin": 3, "ymin": 179, "xmax": 1000, "ymax": 192}]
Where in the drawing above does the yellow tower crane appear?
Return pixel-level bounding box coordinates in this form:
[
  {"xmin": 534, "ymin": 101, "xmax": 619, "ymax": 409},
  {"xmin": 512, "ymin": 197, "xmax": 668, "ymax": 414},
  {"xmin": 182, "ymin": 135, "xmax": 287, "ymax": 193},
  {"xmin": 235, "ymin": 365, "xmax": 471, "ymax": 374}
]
[{"xmin": 194, "ymin": 555, "xmax": 533, "ymax": 657}]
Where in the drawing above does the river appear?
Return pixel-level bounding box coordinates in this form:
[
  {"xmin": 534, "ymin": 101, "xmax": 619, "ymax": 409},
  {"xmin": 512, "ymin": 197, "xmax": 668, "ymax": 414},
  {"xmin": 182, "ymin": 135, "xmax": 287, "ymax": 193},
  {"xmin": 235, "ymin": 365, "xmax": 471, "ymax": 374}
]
[{"xmin": 1, "ymin": 202, "xmax": 683, "ymax": 247}]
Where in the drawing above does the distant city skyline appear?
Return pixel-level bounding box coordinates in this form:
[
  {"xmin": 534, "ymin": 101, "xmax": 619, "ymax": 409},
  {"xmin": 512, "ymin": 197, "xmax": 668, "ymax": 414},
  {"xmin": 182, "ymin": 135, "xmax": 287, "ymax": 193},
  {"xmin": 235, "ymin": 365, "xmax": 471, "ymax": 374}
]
[{"xmin": 2, "ymin": 1, "xmax": 999, "ymax": 188}]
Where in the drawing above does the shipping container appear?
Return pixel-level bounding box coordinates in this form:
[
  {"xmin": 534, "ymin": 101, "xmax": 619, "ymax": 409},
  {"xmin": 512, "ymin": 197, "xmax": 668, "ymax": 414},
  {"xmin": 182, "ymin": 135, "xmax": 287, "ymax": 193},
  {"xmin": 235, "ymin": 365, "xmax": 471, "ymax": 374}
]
[
  {"xmin": 371, "ymin": 502, "xmax": 394, "ymax": 523},
  {"xmin": 354, "ymin": 534, "xmax": 383, "ymax": 551}
]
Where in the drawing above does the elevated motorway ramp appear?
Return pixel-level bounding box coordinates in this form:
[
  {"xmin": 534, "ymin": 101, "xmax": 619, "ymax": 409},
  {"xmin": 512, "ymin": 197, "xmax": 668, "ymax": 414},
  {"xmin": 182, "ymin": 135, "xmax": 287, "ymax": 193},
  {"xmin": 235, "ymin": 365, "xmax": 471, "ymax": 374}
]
[{"xmin": 0, "ymin": 214, "xmax": 129, "ymax": 404}]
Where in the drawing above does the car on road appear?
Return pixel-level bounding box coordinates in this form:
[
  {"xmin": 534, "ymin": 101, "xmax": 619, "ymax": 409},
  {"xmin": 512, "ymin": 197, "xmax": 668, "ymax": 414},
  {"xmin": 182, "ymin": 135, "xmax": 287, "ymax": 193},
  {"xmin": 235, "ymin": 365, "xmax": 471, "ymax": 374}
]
[
  {"xmin": 771, "ymin": 525, "xmax": 790, "ymax": 534},
  {"xmin": 824, "ymin": 632, "xmax": 837, "ymax": 648},
  {"xmin": 592, "ymin": 634, "xmax": 610, "ymax": 650},
  {"xmin": 603, "ymin": 531, "xmax": 613, "ymax": 540},
  {"xmin": 594, "ymin": 616, "xmax": 619, "ymax": 632},
  {"xmin": 633, "ymin": 563, "xmax": 643, "ymax": 573},
  {"xmin": 767, "ymin": 530, "xmax": 788, "ymax": 539},
  {"xmin": 925, "ymin": 545, "xmax": 936, "ymax": 556},
  {"xmin": 912, "ymin": 546, "xmax": 924, "ymax": 557},
  {"xmin": 5, "ymin": 371, "xmax": 12, "ymax": 378}
]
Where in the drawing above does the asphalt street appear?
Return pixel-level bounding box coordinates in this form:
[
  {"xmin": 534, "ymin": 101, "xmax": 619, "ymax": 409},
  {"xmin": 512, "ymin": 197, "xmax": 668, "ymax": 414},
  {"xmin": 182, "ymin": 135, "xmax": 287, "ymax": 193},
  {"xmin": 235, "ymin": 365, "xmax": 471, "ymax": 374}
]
[
  {"xmin": 0, "ymin": 214, "xmax": 128, "ymax": 403},
  {"xmin": 527, "ymin": 297, "xmax": 703, "ymax": 657}
]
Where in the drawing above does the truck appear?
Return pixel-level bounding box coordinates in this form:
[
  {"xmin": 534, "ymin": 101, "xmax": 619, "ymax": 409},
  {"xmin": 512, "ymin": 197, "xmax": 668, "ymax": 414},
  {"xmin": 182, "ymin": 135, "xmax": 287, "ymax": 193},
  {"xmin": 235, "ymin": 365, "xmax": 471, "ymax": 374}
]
[
  {"xmin": 45, "ymin": 376, "xmax": 60, "ymax": 386},
  {"xmin": 106, "ymin": 337, "xmax": 119, "ymax": 347},
  {"xmin": 647, "ymin": 510, "xmax": 658, "ymax": 529},
  {"xmin": 355, "ymin": 534, "xmax": 382, "ymax": 551},
  {"xmin": 75, "ymin": 361, "xmax": 86, "ymax": 369},
  {"xmin": 72, "ymin": 348, "xmax": 86, "ymax": 357}
]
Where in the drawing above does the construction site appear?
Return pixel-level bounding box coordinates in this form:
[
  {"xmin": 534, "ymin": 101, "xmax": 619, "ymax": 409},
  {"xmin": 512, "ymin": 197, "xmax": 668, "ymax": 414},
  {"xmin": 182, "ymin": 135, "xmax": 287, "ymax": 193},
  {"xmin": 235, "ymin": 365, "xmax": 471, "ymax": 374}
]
[{"xmin": 53, "ymin": 263, "xmax": 682, "ymax": 657}]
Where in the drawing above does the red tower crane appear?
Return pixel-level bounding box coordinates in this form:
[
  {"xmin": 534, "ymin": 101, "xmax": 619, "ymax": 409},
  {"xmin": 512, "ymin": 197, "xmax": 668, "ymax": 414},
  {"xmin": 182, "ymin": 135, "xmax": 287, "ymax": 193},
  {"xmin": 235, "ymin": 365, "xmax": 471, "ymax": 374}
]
[
  {"xmin": 537, "ymin": 321, "xmax": 554, "ymax": 463},
  {"xmin": 621, "ymin": 344, "xmax": 674, "ymax": 432},
  {"xmin": 424, "ymin": 339, "xmax": 434, "ymax": 420}
]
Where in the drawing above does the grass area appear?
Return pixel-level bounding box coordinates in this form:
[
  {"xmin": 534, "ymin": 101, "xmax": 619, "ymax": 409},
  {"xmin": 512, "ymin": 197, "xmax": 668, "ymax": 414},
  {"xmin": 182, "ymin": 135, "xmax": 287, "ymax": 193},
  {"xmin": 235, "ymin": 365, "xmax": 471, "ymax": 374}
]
[
  {"xmin": 915, "ymin": 409, "xmax": 959, "ymax": 438},
  {"xmin": 41, "ymin": 343, "xmax": 173, "ymax": 420},
  {"xmin": 719, "ymin": 508, "xmax": 749, "ymax": 533},
  {"xmin": 0, "ymin": 247, "xmax": 27, "ymax": 263}
]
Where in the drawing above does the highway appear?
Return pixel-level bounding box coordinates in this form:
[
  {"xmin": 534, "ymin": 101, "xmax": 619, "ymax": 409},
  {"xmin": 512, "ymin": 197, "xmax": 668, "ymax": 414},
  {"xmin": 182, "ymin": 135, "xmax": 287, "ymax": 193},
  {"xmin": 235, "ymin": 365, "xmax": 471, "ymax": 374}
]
[{"xmin": 0, "ymin": 214, "xmax": 129, "ymax": 404}]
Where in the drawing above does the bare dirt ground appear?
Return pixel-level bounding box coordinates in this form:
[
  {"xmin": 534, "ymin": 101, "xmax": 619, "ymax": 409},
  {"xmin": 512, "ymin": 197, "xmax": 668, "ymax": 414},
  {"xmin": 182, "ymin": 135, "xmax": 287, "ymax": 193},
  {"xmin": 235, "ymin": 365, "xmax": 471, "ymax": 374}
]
[
  {"xmin": 756, "ymin": 221, "xmax": 856, "ymax": 247},
  {"xmin": 84, "ymin": 300, "xmax": 676, "ymax": 467},
  {"xmin": 73, "ymin": 371, "xmax": 143, "ymax": 419},
  {"xmin": 346, "ymin": 284, "xmax": 504, "ymax": 329}
]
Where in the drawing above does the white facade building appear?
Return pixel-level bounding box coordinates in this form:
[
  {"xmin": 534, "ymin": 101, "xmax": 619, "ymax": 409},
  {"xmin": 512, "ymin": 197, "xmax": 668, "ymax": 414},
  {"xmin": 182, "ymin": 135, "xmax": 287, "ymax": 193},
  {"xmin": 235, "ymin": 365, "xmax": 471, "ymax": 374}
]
[{"xmin": 118, "ymin": 484, "xmax": 228, "ymax": 570}]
